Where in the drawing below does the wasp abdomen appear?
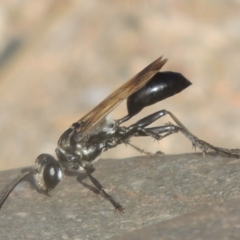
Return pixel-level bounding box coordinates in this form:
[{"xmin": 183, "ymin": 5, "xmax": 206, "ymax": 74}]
[{"xmin": 126, "ymin": 71, "xmax": 192, "ymax": 117}]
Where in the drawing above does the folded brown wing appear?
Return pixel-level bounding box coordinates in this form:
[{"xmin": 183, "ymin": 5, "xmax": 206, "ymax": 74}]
[{"xmin": 77, "ymin": 56, "xmax": 168, "ymax": 133}]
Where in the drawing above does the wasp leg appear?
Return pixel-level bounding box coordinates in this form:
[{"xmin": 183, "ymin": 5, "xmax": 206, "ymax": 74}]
[
  {"xmin": 135, "ymin": 124, "xmax": 180, "ymax": 138},
  {"xmin": 84, "ymin": 164, "xmax": 124, "ymax": 213},
  {"xmin": 120, "ymin": 109, "xmax": 239, "ymax": 158},
  {"xmin": 129, "ymin": 124, "xmax": 181, "ymax": 156},
  {"xmin": 119, "ymin": 110, "xmax": 181, "ymax": 142},
  {"xmin": 117, "ymin": 111, "xmax": 182, "ymax": 156},
  {"xmin": 157, "ymin": 110, "xmax": 240, "ymax": 158},
  {"xmin": 125, "ymin": 141, "xmax": 158, "ymax": 157}
]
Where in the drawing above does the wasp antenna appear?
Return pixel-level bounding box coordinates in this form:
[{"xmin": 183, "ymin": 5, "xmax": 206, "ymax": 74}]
[{"xmin": 0, "ymin": 171, "xmax": 32, "ymax": 209}]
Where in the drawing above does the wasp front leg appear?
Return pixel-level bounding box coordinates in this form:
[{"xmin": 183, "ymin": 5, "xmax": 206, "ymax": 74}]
[{"xmin": 84, "ymin": 163, "xmax": 124, "ymax": 213}]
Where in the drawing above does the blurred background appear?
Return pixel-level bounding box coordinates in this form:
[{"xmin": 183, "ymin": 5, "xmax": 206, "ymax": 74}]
[{"xmin": 0, "ymin": 0, "xmax": 239, "ymax": 171}]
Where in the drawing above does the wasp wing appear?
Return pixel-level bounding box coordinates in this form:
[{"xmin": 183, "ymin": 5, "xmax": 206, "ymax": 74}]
[{"xmin": 77, "ymin": 56, "xmax": 168, "ymax": 133}]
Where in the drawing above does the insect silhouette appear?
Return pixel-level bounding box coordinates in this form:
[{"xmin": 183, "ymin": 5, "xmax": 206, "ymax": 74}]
[{"xmin": 0, "ymin": 56, "xmax": 239, "ymax": 212}]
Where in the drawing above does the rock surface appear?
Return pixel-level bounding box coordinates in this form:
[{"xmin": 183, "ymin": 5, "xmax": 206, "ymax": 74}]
[{"xmin": 0, "ymin": 153, "xmax": 240, "ymax": 240}]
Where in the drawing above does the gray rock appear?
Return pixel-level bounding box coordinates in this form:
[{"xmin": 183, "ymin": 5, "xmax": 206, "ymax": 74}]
[{"xmin": 0, "ymin": 153, "xmax": 240, "ymax": 240}]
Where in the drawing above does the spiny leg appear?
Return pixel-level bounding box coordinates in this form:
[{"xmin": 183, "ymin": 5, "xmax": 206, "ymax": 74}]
[
  {"xmin": 119, "ymin": 110, "xmax": 181, "ymax": 142},
  {"xmin": 124, "ymin": 140, "xmax": 158, "ymax": 157},
  {"xmin": 84, "ymin": 164, "xmax": 124, "ymax": 213},
  {"xmin": 123, "ymin": 123, "xmax": 181, "ymax": 157},
  {"xmin": 121, "ymin": 109, "xmax": 239, "ymax": 158},
  {"xmin": 165, "ymin": 110, "xmax": 240, "ymax": 158},
  {"xmin": 118, "ymin": 111, "xmax": 182, "ymax": 157},
  {"xmin": 135, "ymin": 123, "xmax": 180, "ymax": 139}
]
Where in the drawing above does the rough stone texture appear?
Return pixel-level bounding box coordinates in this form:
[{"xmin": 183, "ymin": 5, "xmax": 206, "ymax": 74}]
[
  {"xmin": 0, "ymin": 153, "xmax": 240, "ymax": 239},
  {"xmin": 113, "ymin": 200, "xmax": 240, "ymax": 240}
]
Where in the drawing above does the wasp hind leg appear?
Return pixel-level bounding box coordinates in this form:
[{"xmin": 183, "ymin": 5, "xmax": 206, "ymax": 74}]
[
  {"xmin": 120, "ymin": 109, "xmax": 240, "ymax": 158},
  {"xmin": 165, "ymin": 110, "xmax": 240, "ymax": 158}
]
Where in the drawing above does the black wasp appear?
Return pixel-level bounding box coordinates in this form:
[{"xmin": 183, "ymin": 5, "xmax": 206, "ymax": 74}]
[{"xmin": 0, "ymin": 56, "xmax": 239, "ymax": 213}]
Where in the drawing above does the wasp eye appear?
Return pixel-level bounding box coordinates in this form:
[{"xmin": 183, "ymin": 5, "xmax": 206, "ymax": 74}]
[
  {"xmin": 35, "ymin": 154, "xmax": 62, "ymax": 191},
  {"xmin": 43, "ymin": 161, "xmax": 62, "ymax": 190}
]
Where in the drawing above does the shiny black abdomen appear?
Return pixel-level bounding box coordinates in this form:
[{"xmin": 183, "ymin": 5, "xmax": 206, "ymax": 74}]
[{"xmin": 126, "ymin": 71, "xmax": 192, "ymax": 117}]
